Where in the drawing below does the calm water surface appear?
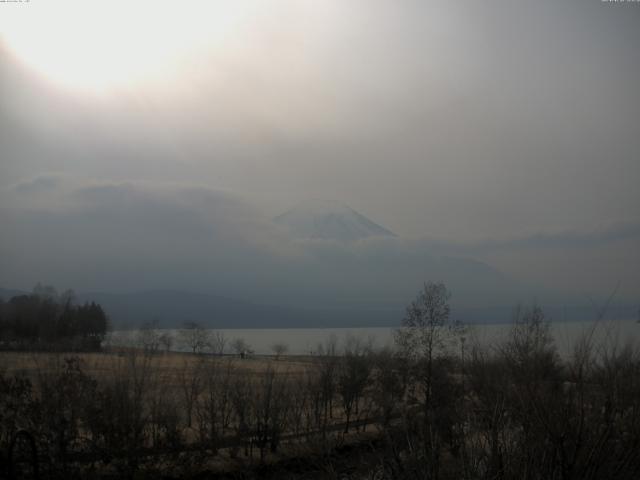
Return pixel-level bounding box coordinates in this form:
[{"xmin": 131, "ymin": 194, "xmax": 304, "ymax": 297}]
[{"xmin": 108, "ymin": 319, "xmax": 639, "ymax": 357}]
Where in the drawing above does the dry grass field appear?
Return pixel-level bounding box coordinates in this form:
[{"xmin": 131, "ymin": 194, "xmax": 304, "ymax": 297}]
[
  {"xmin": 1, "ymin": 348, "xmax": 385, "ymax": 478},
  {"xmin": 0, "ymin": 350, "xmax": 312, "ymax": 381}
]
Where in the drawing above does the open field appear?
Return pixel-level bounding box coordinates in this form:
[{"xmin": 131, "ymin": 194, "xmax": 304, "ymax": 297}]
[
  {"xmin": 0, "ymin": 350, "xmax": 313, "ymax": 379},
  {"xmin": 0, "ymin": 347, "xmax": 389, "ymax": 478}
]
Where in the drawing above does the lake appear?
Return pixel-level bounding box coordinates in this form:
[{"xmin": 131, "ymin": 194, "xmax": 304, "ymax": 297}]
[{"xmin": 106, "ymin": 318, "xmax": 639, "ymax": 358}]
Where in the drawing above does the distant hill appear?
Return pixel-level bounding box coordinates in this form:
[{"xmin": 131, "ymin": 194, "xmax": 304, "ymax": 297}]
[
  {"xmin": 76, "ymin": 290, "xmax": 404, "ymax": 330},
  {"xmin": 1, "ymin": 286, "xmax": 394, "ymax": 329},
  {"xmin": 0, "ymin": 287, "xmax": 26, "ymax": 300},
  {"xmin": 2, "ymin": 287, "xmax": 636, "ymax": 329},
  {"xmin": 274, "ymin": 200, "xmax": 395, "ymax": 241}
]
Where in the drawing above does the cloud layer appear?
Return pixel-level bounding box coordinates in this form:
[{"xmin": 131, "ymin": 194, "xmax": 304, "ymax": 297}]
[{"xmin": 1, "ymin": 1, "xmax": 638, "ymax": 311}]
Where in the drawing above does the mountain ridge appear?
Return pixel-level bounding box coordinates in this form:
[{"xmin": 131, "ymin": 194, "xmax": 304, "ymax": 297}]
[{"xmin": 274, "ymin": 200, "xmax": 395, "ymax": 241}]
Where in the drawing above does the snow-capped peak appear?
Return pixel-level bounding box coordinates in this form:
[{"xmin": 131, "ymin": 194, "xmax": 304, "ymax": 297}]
[{"xmin": 274, "ymin": 199, "xmax": 395, "ymax": 241}]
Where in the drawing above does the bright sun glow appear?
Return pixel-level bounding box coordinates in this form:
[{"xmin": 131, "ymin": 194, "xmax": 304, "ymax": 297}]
[{"xmin": 0, "ymin": 0, "xmax": 255, "ymax": 94}]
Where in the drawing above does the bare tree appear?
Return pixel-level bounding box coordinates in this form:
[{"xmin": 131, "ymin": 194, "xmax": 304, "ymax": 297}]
[
  {"xmin": 395, "ymin": 282, "xmax": 461, "ymax": 403},
  {"xmin": 231, "ymin": 338, "xmax": 251, "ymax": 358},
  {"xmin": 271, "ymin": 342, "xmax": 288, "ymax": 360},
  {"xmin": 136, "ymin": 319, "xmax": 161, "ymax": 353},
  {"xmin": 338, "ymin": 337, "xmax": 371, "ymax": 433},
  {"xmin": 178, "ymin": 321, "xmax": 211, "ymax": 354},
  {"xmin": 230, "ymin": 374, "xmax": 252, "ymax": 457},
  {"xmin": 287, "ymin": 369, "xmax": 311, "ymax": 437},
  {"xmin": 210, "ymin": 331, "xmax": 227, "ymax": 356},
  {"xmin": 158, "ymin": 331, "xmax": 173, "ymax": 353},
  {"xmin": 371, "ymin": 348, "xmax": 405, "ymax": 428},
  {"xmin": 195, "ymin": 359, "xmax": 235, "ymax": 452},
  {"xmin": 316, "ymin": 335, "xmax": 339, "ymax": 437},
  {"xmin": 395, "ymin": 282, "xmax": 457, "ymax": 359},
  {"xmin": 178, "ymin": 357, "xmax": 205, "ymax": 428},
  {"xmin": 251, "ymin": 365, "xmax": 289, "ymax": 460},
  {"xmin": 394, "ymin": 282, "xmax": 461, "ymax": 479}
]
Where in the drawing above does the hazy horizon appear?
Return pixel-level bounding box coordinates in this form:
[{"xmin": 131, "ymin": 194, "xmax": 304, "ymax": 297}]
[{"xmin": 1, "ymin": 1, "xmax": 639, "ymax": 318}]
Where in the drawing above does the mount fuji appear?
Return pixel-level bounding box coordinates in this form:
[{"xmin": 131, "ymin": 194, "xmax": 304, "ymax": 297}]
[{"xmin": 274, "ymin": 200, "xmax": 395, "ymax": 241}]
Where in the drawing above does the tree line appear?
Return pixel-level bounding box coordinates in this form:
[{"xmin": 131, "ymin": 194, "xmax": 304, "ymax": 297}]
[{"xmin": 0, "ymin": 284, "xmax": 109, "ymax": 351}]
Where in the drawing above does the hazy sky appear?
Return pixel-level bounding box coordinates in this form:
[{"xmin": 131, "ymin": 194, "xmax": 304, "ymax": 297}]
[{"xmin": 1, "ymin": 0, "xmax": 639, "ymax": 305}]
